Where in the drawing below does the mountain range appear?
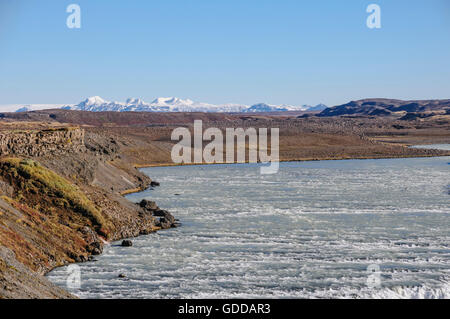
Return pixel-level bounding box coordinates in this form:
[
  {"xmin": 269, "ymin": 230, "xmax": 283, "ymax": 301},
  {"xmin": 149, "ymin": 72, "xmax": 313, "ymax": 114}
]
[
  {"xmin": 317, "ymin": 98, "xmax": 450, "ymax": 117},
  {"xmin": 14, "ymin": 97, "xmax": 327, "ymax": 113},
  {"xmin": 12, "ymin": 97, "xmax": 450, "ymax": 118}
]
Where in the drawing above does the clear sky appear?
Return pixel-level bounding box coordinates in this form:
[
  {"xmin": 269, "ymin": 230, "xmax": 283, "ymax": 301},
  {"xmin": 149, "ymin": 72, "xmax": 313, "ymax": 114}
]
[{"xmin": 0, "ymin": 0, "xmax": 449, "ymax": 108}]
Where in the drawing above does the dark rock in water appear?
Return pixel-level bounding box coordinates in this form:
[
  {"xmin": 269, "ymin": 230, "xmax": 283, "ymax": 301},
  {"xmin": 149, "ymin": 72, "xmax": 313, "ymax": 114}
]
[
  {"xmin": 139, "ymin": 199, "xmax": 158, "ymax": 211},
  {"xmin": 88, "ymin": 241, "xmax": 103, "ymax": 255},
  {"xmin": 71, "ymin": 254, "xmax": 88, "ymax": 263},
  {"xmin": 154, "ymin": 209, "xmax": 177, "ymax": 229},
  {"xmin": 150, "ymin": 181, "xmax": 160, "ymax": 187},
  {"xmin": 139, "ymin": 200, "xmax": 179, "ymax": 229},
  {"xmin": 118, "ymin": 274, "xmax": 127, "ymax": 278},
  {"xmin": 121, "ymin": 240, "xmax": 133, "ymax": 247},
  {"xmin": 153, "ymin": 210, "xmax": 175, "ymax": 223},
  {"xmin": 90, "ymin": 247, "xmax": 102, "ymax": 256}
]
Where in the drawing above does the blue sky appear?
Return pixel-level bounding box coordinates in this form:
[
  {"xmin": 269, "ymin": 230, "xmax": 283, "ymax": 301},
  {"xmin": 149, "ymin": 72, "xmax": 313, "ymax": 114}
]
[{"xmin": 0, "ymin": 0, "xmax": 449, "ymax": 107}]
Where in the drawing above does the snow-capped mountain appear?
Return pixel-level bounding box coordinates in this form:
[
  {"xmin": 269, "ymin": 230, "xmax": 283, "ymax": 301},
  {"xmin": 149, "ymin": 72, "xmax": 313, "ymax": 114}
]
[
  {"xmin": 7, "ymin": 97, "xmax": 326, "ymax": 113},
  {"xmin": 64, "ymin": 96, "xmax": 249, "ymax": 113},
  {"xmin": 62, "ymin": 97, "xmax": 325, "ymax": 113}
]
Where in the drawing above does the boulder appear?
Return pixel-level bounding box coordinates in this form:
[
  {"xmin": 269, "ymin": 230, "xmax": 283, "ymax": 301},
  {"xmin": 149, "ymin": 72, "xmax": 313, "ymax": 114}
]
[
  {"xmin": 138, "ymin": 200, "xmax": 179, "ymax": 229},
  {"xmin": 153, "ymin": 210, "xmax": 175, "ymax": 224},
  {"xmin": 154, "ymin": 210, "xmax": 177, "ymax": 229},
  {"xmin": 121, "ymin": 240, "xmax": 133, "ymax": 247},
  {"xmin": 88, "ymin": 242, "xmax": 103, "ymax": 255},
  {"xmin": 139, "ymin": 199, "xmax": 158, "ymax": 211}
]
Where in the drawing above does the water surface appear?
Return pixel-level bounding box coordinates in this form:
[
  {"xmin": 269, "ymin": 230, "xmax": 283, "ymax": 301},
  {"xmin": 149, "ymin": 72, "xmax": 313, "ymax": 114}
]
[
  {"xmin": 48, "ymin": 153, "xmax": 450, "ymax": 299},
  {"xmin": 411, "ymin": 144, "xmax": 450, "ymax": 151}
]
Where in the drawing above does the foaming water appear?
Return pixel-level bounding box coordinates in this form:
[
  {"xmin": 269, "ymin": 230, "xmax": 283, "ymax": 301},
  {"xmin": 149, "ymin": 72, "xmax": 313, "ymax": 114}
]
[{"xmin": 47, "ymin": 155, "xmax": 450, "ymax": 299}]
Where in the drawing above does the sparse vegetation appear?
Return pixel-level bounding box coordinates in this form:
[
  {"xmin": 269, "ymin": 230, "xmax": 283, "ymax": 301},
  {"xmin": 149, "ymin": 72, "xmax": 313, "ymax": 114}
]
[{"xmin": 0, "ymin": 158, "xmax": 110, "ymax": 236}]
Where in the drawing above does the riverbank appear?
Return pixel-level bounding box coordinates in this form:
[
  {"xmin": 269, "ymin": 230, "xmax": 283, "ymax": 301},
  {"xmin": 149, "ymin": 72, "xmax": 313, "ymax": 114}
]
[{"xmin": 0, "ymin": 128, "xmax": 178, "ymax": 299}]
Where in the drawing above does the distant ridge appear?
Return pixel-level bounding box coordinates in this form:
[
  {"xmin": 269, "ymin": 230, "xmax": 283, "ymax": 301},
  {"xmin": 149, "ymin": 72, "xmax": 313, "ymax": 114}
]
[
  {"xmin": 15, "ymin": 107, "xmax": 32, "ymax": 113},
  {"xmin": 303, "ymin": 103, "xmax": 328, "ymax": 112},
  {"xmin": 317, "ymin": 98, "xmax": 450, "ymax": 117}
]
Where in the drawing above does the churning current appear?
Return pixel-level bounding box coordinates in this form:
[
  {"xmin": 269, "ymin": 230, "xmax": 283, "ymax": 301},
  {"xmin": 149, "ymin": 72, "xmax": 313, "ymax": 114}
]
[{"xmin": 48, "ymin": 151, "xmax": 450, "ymax": 299}]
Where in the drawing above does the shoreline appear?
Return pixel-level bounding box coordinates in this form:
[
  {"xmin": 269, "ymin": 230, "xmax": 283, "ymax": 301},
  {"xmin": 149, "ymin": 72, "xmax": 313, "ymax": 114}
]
[
  {"xmin": 133, "ymin": 152, "xmax": 450, "ymax": 170},
  {"xmin": 43, "ymin": 195, "xmax": 173, "ymax": 281}
]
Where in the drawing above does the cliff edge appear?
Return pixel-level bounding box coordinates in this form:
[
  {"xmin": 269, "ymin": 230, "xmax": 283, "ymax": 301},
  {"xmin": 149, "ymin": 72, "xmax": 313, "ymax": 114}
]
[{"xmin": 0, "ymin": 124, "xmax": 176, "ymax": 299}]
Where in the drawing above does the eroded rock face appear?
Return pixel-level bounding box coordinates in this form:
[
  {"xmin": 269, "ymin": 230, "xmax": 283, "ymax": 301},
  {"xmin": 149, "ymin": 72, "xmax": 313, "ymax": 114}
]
[{"xmin": 0, "ymin": 128, "xmax": 85, "ymax": 157}]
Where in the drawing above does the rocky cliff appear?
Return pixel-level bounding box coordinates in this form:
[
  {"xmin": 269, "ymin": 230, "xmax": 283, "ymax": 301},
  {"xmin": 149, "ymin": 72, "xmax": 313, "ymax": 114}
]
[
  {"xmin": 0, "ymin": 127, "xmax": 85, "ymax": 157},
  {"xmin": 0, "ymin": 125, "xmax": 177, "ymax": 299}
]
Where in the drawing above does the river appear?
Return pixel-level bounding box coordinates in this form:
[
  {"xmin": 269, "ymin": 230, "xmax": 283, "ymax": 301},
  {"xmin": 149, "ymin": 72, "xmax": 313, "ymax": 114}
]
[{"xmin": 48, "ymin": 146, "xmax": 450, "ymax": 299}]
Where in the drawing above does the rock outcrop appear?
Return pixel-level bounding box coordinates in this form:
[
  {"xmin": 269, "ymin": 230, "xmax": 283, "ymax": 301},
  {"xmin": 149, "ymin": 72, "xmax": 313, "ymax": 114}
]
[
  {"xmin": 0, "ymin": 127, "xmax": 85, "ymax": 157},
  {"xmin": 121, "ymin": 240, "xmax": 133, "ymax": 247},
  {"xmin": 139, "ymin": 199, "xmax": 179, "ymax": 229}
]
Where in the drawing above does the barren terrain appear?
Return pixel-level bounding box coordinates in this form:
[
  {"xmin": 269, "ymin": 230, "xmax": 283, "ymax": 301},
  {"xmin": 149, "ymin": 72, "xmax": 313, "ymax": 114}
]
[{"xmin": 0, "ymin": 106, "xmax": 448, "ymax": 299}]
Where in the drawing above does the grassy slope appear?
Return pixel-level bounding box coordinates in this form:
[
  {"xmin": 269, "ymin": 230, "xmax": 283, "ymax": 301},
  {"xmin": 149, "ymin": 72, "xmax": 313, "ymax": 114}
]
[
  {"xmin": 0, "ymin": 158, "xmax": 110, "ymax": 277},
  {"xmin": 0, "ymin": 153, "xmax": 161, "ymax": 298},
  {"xmin": 0, "ymin": 158, "xmax": 112, "ymax": 237}
]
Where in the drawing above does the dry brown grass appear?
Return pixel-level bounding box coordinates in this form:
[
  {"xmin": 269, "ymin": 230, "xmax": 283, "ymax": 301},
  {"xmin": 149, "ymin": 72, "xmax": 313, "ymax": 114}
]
[{"xmin": 0, "ymin": 158, "xmax": 110, "ymax": 235}]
